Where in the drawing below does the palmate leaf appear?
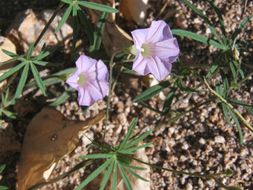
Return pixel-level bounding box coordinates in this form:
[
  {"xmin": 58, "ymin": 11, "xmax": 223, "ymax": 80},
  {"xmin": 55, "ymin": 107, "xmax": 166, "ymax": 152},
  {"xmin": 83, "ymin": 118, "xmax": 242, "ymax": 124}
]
[
  {"xmin": 119, "ymin": 118, "xmax": 138, "ymax": 150},
  {"xmin": 15, "ymin": 63, "xmax": 29, "ymax": 98},
  {"xmin": 30, "ymin": 63, "xmax": 46, "ymax": 96},
  {"xmin": 75, "ymin": 158, "xmax": 113, "ymax": 190},
  {"xmin": 99, "ymin": 161, "xmax": 114, "ymax": 190},
  {"xmin": 126, "ymin": 131, "xmax": 152, "ymax": 149},
  {"xmin": 117, "ymin": 162, "xmax": 132, "ymax": 190},
  {"xmin": 0, "ymin": 62, "xmax": 25, "ymax": 82},
  {"xmin": 111, "ymin": 161, "xmax": 118, "ymax": 190},
  {"xmin": 56, "ymin": 5, "xmax": 72, "ymax": 32}
]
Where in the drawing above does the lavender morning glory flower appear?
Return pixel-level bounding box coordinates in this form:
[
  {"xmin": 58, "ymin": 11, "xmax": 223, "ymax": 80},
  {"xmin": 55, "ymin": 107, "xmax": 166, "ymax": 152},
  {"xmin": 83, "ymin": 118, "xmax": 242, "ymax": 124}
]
[
  {"xmin": 66, "ymin": 55, "xmax": 109, "ymax": 106},
  {"xmin": 131, "ymin": 20, "xmax": 180, "ymax": 81}
]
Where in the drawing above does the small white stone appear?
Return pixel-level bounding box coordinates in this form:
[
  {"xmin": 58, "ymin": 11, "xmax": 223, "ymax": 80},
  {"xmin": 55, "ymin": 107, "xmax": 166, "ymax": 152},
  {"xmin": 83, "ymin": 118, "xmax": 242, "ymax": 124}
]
[{"xmin": 214, "ymin": 136, "xmax": 225, "ymax": 144}]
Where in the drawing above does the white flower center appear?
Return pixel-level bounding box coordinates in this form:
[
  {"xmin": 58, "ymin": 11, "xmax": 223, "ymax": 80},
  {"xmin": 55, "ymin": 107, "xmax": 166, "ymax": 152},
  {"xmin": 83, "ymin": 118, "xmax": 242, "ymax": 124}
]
[
  {"xmin": 141, "ymin": 43, "xmax": 152, "ymax": 57},
  {"xmin": 77, "ymin": 73, "xmax": 87, "ymax": 86}
]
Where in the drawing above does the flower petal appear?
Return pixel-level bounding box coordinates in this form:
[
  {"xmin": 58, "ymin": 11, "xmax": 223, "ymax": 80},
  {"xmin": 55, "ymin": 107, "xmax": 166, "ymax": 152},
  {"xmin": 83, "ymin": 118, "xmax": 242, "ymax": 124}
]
[
  {"xmin": 131, "ymin": 28, "xmax": 149, "ymax": 50},
  {"xmin": 147, "ymin": 20, "xmax": 173, "ymax": 43},
  {"xmin": 87, "ymin": 81, "xmax": 108, "ymax": 101},
  {"xmin": 78, "ymin": 88, "xmax": 93, "ymax": 106},
  {"xmin": 147, "ymin": 56, "xmax": 171, "ymax": 81},
  {"xmin": 132, "ymin": 54, "xmax": 149, "ymax": 75},
  {"xmin": 153, "ymin": 38, "xmax": 180, "ymax": 60},
  {"xmin": 66, "ymin": 71, "xmax": 79, "ymax": 89},
  {"xmin": 87, "ymin": 60, "xmax": 109, "ymax": 81},
  {"xmin": 76, "ymin": 55, "xmax": 97, "ymax": 72}
]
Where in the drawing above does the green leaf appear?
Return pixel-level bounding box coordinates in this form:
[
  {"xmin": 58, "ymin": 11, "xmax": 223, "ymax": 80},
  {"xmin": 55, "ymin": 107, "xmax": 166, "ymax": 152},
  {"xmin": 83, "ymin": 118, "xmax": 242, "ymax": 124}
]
[
  {"xmin": 206, "ymin": 0, "xmax": 226, "ymax": 35},
  {"xmin": 99, "ymin": 160, "xmax": 114, "ymax": 190},
  {"xmin": 80, "ymin": 153, "xmax": 113, "ymax": 160},
  {"xmin": 119, "ymin": 118, "xmax": 138, "ymax": 150},
  {"xmin": 180, "ymin": 0, "xmax": 210, "ymax": 23},
  {"xmin": 78, "ymin": 1, "xmax": 118, "ymax": 13},
  {"xmin": 176, "ymin": 79, "xmax": 198, "ymax": 93},
  {"xmin": 78, "ymin": 10, "xmax": 94, "ymax": 43},
  {"xmin": 33, "ymin": 60, "xmax": 48, "ymax": 66},
  {"xmin": 56, "ymin": 5, "xmax": 72, "ymax": 32},
  {"xmin": 15, "ymin": 63, "xmax": 29, "ymax": 98},
  {"xmin": 0, "ymin": 165, "xmax": 5, "ymax": 174},
  {"xmin": 27, "ymin": 43, "xmax": 35, "ymax": 58},
  {"xmin": 0, "ymin": 62, "xmax": 25, "ymax": 82},
  {"xmin": 61, "ymin": 0, "xmax": 72, "ymax": 4},
  {"xmin": 172, "ymin": 29, "xmax": 226, "ymax": 50},
  {"xmin": 50, "ymin": 92, "xmax": 70, "ymax": 106},
  {"xmin": 232, "ymin": 16, "xmax": 252, "ymax": 39},
  {"xmin": 206, "ymin": 64, "xmax": 219, "ymax": 78},
  {"xmin": 35, "ymin": 51, "xmax": 50, "ymax": 61},
  {"xmin": 1, "ymin": 49, "xmax": 17, "ymax": 57},
  {"xmin": 126, "ymin": 130, "xmax": 152, "ymax": 149},
  {"xmin": 89, "ymin": 12, "xmax": 107, "ymax": 52},
  {"xmin": 228, "ymin": 107, "xmax": 243, "ymax": 144},
  {"xmin": 119, "ymin": 143, "xmax": 152, "ymax": 154},
  {"xmin": 0, "ymin": 185, "xmax": 8, "ymax": 190},
  {"xmin": 162, "ymin": 90, "xmax": 176, "ymax": 114},
  {"xmin": 134, "ymin": 81, "xmax": 170, "ymax": 103},
  {"xmin": 118, "ymin": 163, "xmax": 132, "ymax": 190},
  {"xmin": 125, "ymin": 167, "xmax": 149, "ymax": 182},
  {"xmin": 75, "ymin": 158, "xmax": 113, "ymax": 190},
  {"xmin": 111, "ymin": 162, "xmax": 118, "ymax": 190},
  {"xmin": 30, "ymin": 63, "xmax": 46, "ymax": 96}
]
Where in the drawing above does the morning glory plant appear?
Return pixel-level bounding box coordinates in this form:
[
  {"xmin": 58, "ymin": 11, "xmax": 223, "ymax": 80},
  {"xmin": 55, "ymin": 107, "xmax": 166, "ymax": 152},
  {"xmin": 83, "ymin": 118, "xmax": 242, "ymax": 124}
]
[
  {"xmin": 130, "ymin": 20, "xmax": 180, "ymax": 81},
  {"xmin": 66, "ymin": 55, "xmax": 109, "ymax": 106}
]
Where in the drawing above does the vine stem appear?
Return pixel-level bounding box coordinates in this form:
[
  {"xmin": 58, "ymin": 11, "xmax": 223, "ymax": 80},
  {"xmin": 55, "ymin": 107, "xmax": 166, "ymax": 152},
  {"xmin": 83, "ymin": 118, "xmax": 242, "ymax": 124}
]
[
  {"xmin": 105, "ymin": 51, "xmax": 121, "ymax": 127},
  {"xmin": 133, "ymin": 157, "xmax": 227, "ymax": 179},
  {"xmin": 34, "ymin": 3, "xmax": 64, "ymax": 48},
  {"xmin": 204, "ymin": 78, "xmax": 253, "ymax": 133}
]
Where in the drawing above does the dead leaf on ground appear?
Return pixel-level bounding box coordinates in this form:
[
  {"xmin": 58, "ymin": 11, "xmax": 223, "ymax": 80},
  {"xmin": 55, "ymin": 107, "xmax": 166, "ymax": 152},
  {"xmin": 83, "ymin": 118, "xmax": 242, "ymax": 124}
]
[
  {"xmin": 0, "ymin": 36, "xmax": 16, "ymax": 92},
  {"xmin": 88, "ymin": 0, "xmax": 132, "ymax": 56},
  {"xmin": 119, "ymin": 0, "xmax": 149, "ymax": 25},
  {"xmin": 17, "ymin": 107, "xmax": 105, "ymax": 190}
]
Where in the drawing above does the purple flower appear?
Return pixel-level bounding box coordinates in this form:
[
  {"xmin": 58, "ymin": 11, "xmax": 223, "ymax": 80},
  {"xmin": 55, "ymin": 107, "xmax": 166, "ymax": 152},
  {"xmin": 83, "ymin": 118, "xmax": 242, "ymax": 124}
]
[
  {"xmin": 131, "ymin": 20, "xmax": 180, "ymax": 81},
  {"xmin": 66, "ymin": 55, "xmax": 109, "ymax": 106}
]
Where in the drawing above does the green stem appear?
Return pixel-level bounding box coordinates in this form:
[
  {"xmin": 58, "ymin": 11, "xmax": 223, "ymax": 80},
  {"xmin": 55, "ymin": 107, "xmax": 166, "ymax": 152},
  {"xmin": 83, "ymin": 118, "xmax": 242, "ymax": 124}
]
[
  {"xmin": 133, "ymin": 158, "xmax": 226, "ymax": 179},
  {"xmin": 204, "ymin": 78, "xmax": 253, "ymax": 132},
  {"xmin": 105, "ymin": 51, "xmax": 121, "ymax": 127}
]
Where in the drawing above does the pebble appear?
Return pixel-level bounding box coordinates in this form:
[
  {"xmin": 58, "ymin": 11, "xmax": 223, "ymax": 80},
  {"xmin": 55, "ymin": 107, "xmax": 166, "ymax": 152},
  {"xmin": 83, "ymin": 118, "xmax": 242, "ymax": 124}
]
[{"xmin": 214, "ymin": 136, "xmax": 225, "ymax": 144}]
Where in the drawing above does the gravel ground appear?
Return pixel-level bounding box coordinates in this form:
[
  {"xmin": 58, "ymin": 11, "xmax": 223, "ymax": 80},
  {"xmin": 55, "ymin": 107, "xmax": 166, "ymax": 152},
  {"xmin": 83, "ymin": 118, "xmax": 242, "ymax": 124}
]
[{"xmin": 0, "ymin": 0, "xmax": 253, "ymax": 189}]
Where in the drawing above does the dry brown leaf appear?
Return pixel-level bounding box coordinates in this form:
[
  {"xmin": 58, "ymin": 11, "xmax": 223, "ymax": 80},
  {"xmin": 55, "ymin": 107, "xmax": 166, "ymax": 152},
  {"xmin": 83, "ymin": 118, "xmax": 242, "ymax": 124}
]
[
  {"xmin": 17, "ymin": 107, "xmax": 105, "ymax": 190},
  {"xmin": 88, "ymin": 0, "xmax": 132, "ymax": 56},
  {"xmin": 119, "ymin": 0, "xmax": 149, "ymax": 25},
  {"xmin": 0, "ymin": 36, "xmax": 16, "ymax": 92},
  {"xmin": 103, "ymin": 23, "xmax": 132, "ymax": 55}
]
